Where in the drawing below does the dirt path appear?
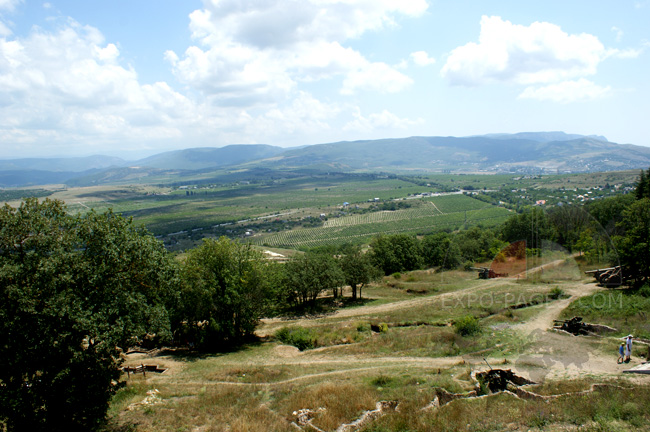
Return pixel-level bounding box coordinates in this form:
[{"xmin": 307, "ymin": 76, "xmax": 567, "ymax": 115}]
[
  {"xmin": 514, "ymin": 281, "xmax": 601, "ymax": 335},
  {"xmin": 261, "ymin": 255, "xmax": 579, "ymax": 330},
  {"xmin": 134, "ymin": 260, "xmax": 643, "ymax": 393},
  {"xmin": 506, "ymin": 281, "xmax": 649, "ymax": 381},
  {"xmin": 257, "ymin": 277, "xmax": 510, "ymax": 336}
]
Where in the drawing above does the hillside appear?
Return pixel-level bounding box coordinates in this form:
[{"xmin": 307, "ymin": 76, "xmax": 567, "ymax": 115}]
[
  {"xmin": 2, "ymin": 132, "xmax": 650, "ymax": 187},
  {"xmin": 262, "ymin": 135, "xmax": 650, "ymax": 173},
  {"xmin": 134, "ymin": 144, "xmax": 286, "ymax": 170}
]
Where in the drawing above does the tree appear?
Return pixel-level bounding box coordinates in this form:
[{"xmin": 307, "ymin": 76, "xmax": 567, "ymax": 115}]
[
  {"xmin": 585, "ymin": 194, "xmax": 635, "ymax": 237},
  {"xmin": 369, "ymin": 234, "xmax": 422, "ymax": 275},
  {"xmin": 0, "ymin": 199, "xmax": 176, "ymax": 431},
  {"xmin": 180, "ymin": 237, "xmax": 271, "ymax": 349},
  {"xmin": 635, "ymin": 168, "xmax": 648, "ymax": 200},
  {"xmin": 500, "ymin": 207, "xmax": 556, "ymax": 253},
  {"xmin": 615, "ymin": 198, "xmax": 650, "ymax": 286},
  {"xmin": 421, "ymin": 232, "xmax": 461, "ymax": 270},
  {"xmin": 454, "ymin": 227, "xmax": 505, "ymax": 263},
  {"xmin": 284, "ymin": 252, "xmax": 344, "ymax": 306},
  {"xmin": 339, "ymin": 246, "xmax": 382, "ymax": 299}
]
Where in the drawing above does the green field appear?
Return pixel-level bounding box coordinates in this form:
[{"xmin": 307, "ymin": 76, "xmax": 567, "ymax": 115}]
[
  {"xmin": 2, "ymin": 170, "xmax": 635, "ymax": 251},
  {"xmin": 252, "ymin": 195, "xmax": 512, "ymax": 248}
]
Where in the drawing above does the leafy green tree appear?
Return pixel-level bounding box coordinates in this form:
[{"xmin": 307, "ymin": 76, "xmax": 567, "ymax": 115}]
[
  {"xmin": 369, "ymin": 234, "xmax": 422, "ymax": 275},
  {"xmin": 635, "ymin": 168, "xmax": 649, "ymax": 200},
  {"xmin": 339, "ymin": 246, "xmax": 382, "ymax": 299},
  {"xmin": 586, "ymin": 194, "xmax": 635, "ymax": 237},
  {"xmin": 615, "ymin": 198, "xmax": 650, "ymax": 286},
  {"xmin": 500, "ymin": 207, "xmax": 556, "ymax": 253},
  {"xmin": 284, "ymin": 252, "xmax": 344, "ymax": 305},
  {"xmin": 574, "ymin": 228, "xmax": 595, "ymax": 260},
  {"xmin": 454, "ymin": 227, "xmax": 505, "ymax": 263},
  {"xmin": 180, "ymin": 237, "xmax": 270, "ymax": 349},
  {"xmin": 421, "ymin": 232, "xmax": 461, "ymax": 270},
  {"xmin": 0, "ymin": 198, "xmax": 176, "ymax": 432}
]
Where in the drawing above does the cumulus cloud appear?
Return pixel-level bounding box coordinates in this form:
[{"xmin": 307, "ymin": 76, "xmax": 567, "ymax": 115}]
[
  {"xmin": 607, "ymin": 47, "xmax": 644, "ymax": 59},
  {"xmin": 442, "ymin": 16, "xmax": 606, "ymax": 87},
  {"xmin": 0, "ymin": 21, "xmax": 10, "ymax": 37},
  {"xmin": 343, "ymin": 108, "xmax": 423, "ymax": 132},
  {"xmin": 254, "ymin": 91, "xmax": 340, "ymax": 135},
  {"xmin": 0, "ymin": 20, "xmax": 198, "ymax": 155},
  {"xmin": 0, "ymin": 0, "xmax": 20, "ymax": 12},
  {"xmin": 410, "ymin": 50, "xmax": 435, "ymax": 66},
  {"xmin": 341, "ymin": 61, "xmax": 413, "ymax": 95},
  {"xmin": 167, "ymin": 0, "xmax": 426, "ymax": 104},
  {"xmin": 518, "ymin": 78, "xmax": 611, "ymax": 103}
]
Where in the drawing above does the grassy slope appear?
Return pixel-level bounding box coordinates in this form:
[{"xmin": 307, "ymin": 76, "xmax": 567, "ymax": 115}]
[{"xmin": 109, "ymin": 261, "xmax": 650, "ymax": 432}]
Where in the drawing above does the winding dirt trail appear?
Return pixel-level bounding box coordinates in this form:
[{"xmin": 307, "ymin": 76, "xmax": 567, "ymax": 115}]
[{"xmin": 131, "ymin": 259, "xmax": 645, "ymax": 393}]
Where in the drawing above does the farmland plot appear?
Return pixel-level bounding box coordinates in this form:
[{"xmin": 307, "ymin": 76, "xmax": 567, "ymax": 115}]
[{"xmin": 254, "ymin": 195, "xmax": 510, "ymax": 249}]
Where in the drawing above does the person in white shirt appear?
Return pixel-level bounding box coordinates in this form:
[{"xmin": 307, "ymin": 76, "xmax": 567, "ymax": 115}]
[{"xmin": 624, "ymin": 334, "xmax": 633, "ymax": 362}]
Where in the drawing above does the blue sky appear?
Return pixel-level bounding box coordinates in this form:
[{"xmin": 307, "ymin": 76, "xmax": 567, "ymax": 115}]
[{"xmin": 0, "ymin": 0, "xmax": 648, "ymax": 159}]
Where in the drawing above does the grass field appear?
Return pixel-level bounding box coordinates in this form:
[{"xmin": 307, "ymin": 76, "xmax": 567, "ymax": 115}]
[
  {"xmin": 108, "ymin": 259, "xmax": 650, "ymax": 432},
  {"xmin": 2, "ymin": 170, "xmax": 636, "ymax": 252},
  {"xmin": 252, "ymin": 195, "xmax": 512, "ymax": 249}
]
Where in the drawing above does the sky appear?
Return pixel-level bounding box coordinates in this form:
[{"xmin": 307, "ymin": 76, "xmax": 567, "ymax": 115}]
[{"xmin": 0, "ymin": 0, "xmax": 649, "ymax": 159}]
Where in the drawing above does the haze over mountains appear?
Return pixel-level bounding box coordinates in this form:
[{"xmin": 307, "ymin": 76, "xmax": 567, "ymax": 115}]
[{"xmin": 2, "ymin": 132, "xmax": 649, "ymax": 188}]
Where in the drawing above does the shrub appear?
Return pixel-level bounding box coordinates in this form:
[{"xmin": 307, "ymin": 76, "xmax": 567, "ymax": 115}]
[
  {"xmin": 638, "ymin": 284, "xmax": 650, "ymax": 298},
  {"xmin": 549, "ymin": 287, "xmax": 565, "ymax": 299},
  {"xmin": 356, "ymin": 321, "xmax": 371, "ymax": 333},
  {"xmin": 275, "ymin": 326, "xmax": 316, "ymax": 351},
  {"xmin": 454, "ymin": 315, "xmax": 481, "ymax": 336},
  {"xmin": 392, "ymin": 272, "xmax": 402, "ymax": 279},
  {"xmin": 370, "ymin": 322, "xmax": 389, "ymax": 333}
]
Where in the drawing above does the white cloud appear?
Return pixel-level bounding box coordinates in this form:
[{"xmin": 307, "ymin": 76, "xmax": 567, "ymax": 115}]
[
  {"xmin": 518, "ymin": 78, "xmax": 611, "ymax": 103},
  {"xmin": 0, "ymin": 21, "xmax": 10, "ymax": 37},
  {"xmin": 0, "ymin": 0, "xmax": 20, "ymax": 12},
  {"xmin": 410, "ymin": 50, "xmax": 435, "ymax": 66},
  {"xmin": 611, "ymin": 26, "xmax": 623, "ymax": 42},
  {"xmin": 254, "ymin": 91, "xmax": 340, "ymax": 135},
  {"xmin": 0, "ymin": 20, "xmax": 199, "ymax": 155},
  {"xmin": 441, "ymin": 16, "xmax": 606, "ymax": 87},
  {"xmin": 344, "ymin": 108, "xmax": 423, "ymax": 132},
  {"xmin": 167, "ymin": 0, "xmax": 425, "ymax": 104},
  {"xmin": 607, "ymin": 47, "xmax": 644, "ymax": 59},
  {"xmin": 341, "ymin": 60, "xmax": 413, "ymax": 95}
]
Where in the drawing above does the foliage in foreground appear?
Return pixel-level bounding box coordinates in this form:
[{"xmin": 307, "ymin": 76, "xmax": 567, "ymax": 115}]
[{"xmin": 0, "ymin": 198, "xmax": 176, "ymax": 431}]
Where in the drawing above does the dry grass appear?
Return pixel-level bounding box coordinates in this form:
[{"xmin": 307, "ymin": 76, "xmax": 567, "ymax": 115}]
[{"xmin": 107, "ymin": 270, "xmax": 650, "ymax": 432}]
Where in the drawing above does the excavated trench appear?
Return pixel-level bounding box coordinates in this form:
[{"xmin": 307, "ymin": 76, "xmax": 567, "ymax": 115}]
[{"xmin": 291, "ymin": 368, "xmax": 628, "ymax": 432}]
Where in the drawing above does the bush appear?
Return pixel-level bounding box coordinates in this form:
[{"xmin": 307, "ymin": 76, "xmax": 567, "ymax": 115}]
[
  {"xmin": 638, "ymin": 284, "xmax": 650, "ymax": 298},
  {"xmin": 392, "ymin": 272, "xmax": 402, "ymax": 279},
  {"xmin": 275, "ymin": 326, "xmax": 316, "ymax": 351},
  {"xmin": 356, "ymin": 321, "xmax": 371, "ymax": 333},
  {"xmin": 370, "ymin": 322, "xmax": 389, "ymax": 333},
  {"xmin": 454, "ymin": 315, "xmax": 482, "ymax": 336},
  {"xmin": 549, "ymin": 287, "xmax": 565, "ymax": 299}
]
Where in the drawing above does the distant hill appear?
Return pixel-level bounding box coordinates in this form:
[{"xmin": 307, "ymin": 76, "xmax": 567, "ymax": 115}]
[
  {"xmin": 133, "ymin": 145, "xmax": 285, "ymax": 170},
  {"xmin": 1, "ymin": 133, "xmax": 649, "ymax": 187},
  {"xmin": 0, "ymin": 155, "xmax": 126, "ymax": 172},
  {"xmin": 258, "ymin": 135, "xmax": 650, "ymax": 173},
  {"xmin": 480, "ymin": 131, "xmax": 609, "ymax": 143}
]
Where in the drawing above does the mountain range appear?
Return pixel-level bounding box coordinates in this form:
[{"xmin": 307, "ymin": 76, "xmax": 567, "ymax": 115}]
[{"xmin": 2, "ymin": 132, "xmax": 649, "ymax": 188}]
